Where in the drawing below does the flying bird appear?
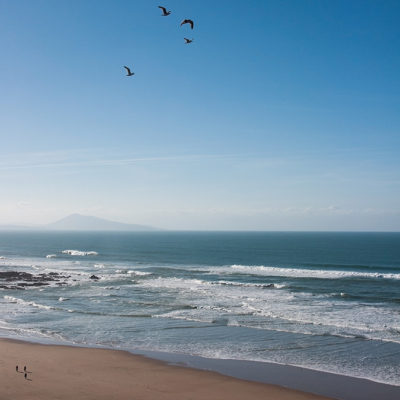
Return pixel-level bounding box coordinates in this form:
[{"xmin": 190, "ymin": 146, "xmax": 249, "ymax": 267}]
[
  {"xmin": 123, "ymin": 66, "xmax": 135, "ymax": 76},
  {"xmin": 184, "ymin": 38, "xmax": 193, "ymax": 44},
  {"xmin": 158, "ymin": 6, "xmax": 171, "ymax": 16},
  {"xmin": 180, "ymin": 19, "xmax": 194, "ymax": 29}
]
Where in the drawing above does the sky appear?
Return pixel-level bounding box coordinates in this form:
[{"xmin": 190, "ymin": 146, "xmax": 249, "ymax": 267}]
[{"xmin": 0, "ymin": 0, "xmax": 399, "ymax": 230}]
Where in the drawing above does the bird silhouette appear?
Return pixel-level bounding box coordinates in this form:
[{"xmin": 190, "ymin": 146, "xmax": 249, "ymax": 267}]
[
  {"xmin": 180, "ymin": 19, "xmax": 194, "ymax": 29},
  {"xmin": 184, "ymin": 38, "xmax": 193, "ymax": 44},
  {"xmin": 123, "ymin": 66, "xmax": 135, "ymax": 76},
  {"xmin": 158, "ymin": 6, "xmax": 171, "ymax": 16}
]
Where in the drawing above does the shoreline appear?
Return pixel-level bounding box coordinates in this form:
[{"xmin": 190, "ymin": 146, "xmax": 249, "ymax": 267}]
[
  {"xmin": 0, "ymin": 338, "xmax": 331, "ymax": 400},
  {"xmin": 134, "ymin": 349, "xmax": 400, "ymax": 400},
  {"xmin": 1, "ymin": 338, "xmax": 400, "ymax": 400}
]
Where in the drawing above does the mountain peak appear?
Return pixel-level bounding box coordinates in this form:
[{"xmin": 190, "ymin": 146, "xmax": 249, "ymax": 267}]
[{"xmin": 46, "ymin": 214, "xmax": 157, "ymax": 231}]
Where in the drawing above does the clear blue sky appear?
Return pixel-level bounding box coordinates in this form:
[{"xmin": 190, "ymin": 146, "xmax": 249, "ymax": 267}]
[{"xmin": 1, "ymin": 0, "xmax": 399, "ymax": 230}]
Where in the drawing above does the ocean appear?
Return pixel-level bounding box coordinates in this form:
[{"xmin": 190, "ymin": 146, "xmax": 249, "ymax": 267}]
[{"xmin": 0, "ymin": 231, "xmax": 399, "ymax": 387}]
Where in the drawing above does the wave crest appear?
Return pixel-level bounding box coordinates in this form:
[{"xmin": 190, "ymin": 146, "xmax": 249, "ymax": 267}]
[
  {"xmin": 208, "ymin": 265, "xmax": 400, "ymax": 280},
  {"xmin": 62, "ymin": 250, "xmax": 98, "ymax": 256}
]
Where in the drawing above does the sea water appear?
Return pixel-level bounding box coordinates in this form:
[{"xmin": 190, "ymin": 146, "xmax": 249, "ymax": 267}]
[{"xmin": 0, "ymin": 231, "xmax": 399, "ymax": 386}]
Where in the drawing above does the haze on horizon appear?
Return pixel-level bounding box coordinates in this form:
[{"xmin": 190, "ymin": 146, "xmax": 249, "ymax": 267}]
[{"xmin": 1, "ymin": 0, "xmax": 399, "ymax": 231}]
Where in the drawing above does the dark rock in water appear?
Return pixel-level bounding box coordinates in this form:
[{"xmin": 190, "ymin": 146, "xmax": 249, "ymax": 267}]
[
  {"xmin": 0, "ymin": 284, "xmax": 24, "ymax": 290},
  {"xmin": 0, "ymin": 271, "xmax": 67, "ymax": 282},
  {"xmin": 2, "ymin": 271, "xmax": 33, "ymax": 281},
  {"xmin": 17, "ymin": 282, "xmax": 49, "ymax": 287},
  {"xmin": 0, "ymin": 270, "xmax": 71, "ymax": 290},
  {"xmin": 90, "ymin": 275, "xmax": 100, "ymax": 280}
]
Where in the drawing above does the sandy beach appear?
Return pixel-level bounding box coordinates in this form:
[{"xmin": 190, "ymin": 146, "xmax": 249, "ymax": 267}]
[{"xmin": 0, "ymin": 339, "xmax": 332, "ymax": 400}]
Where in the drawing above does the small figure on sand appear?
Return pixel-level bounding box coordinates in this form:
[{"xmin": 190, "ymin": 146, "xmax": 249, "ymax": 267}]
[
  {"xmin": 16, "ymin": 365, "xmax": 18, "ymax": 372},
  {"xmin": 24, "ymin": 365, "xmax": 26, "ymax": 372},
  {"xmin": 24, "ymin": 372, "xmax": 27, "ymax": 379}
]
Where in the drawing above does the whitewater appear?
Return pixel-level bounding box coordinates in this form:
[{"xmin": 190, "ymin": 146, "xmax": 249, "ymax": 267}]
[{"xmin": 0, "ymin": 231, "xmax": 399, "ymax": 386}]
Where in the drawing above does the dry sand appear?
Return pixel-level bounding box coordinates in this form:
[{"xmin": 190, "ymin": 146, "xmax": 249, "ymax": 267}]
[{"xmin": 0, "ymin": 338, "xmax": 333, "ymax": 400}]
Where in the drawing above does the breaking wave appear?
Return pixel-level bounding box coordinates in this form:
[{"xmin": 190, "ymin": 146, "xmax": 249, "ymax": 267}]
[
  {"xmin": 4, "ymin": 295, "xmax": 54, "ymax": 311},
  {"xmin": 205, "ymin": 265, "xmax": 400, "ymax": 280},
  {"xmin": 62, "ymin": 250, "xmax": 98, "ymax": 256}
]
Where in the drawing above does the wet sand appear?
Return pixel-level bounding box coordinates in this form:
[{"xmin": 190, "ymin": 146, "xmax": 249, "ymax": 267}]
[{"xmin": 137, "ymin": 349, "xmax": 400, "ymax": 400}]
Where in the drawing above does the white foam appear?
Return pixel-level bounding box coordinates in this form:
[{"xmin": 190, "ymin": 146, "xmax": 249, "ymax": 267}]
[
  {"xmin": 140, "ymin": 277, "xmax": 208, "ymax": 291},
  {"xmin": 0, "ymin": 321, "xmax": 69, "ymax": 343},
  {"xmin": 274, "ymin": 283, "xmax": 286, "ymax": 289},
  {"xmin": 100, "ymin": 269, "xmax": 152, "ymax": 282},
  {"xmin": 127, "ymin": 270, "xmax": 151, "ymax": 276},
  {"xmin": 4, "ymin": 295, "xmax": 54, "ymax": 311},
  {"xmin": 46, "ymin": 254, "xmax": 57, "ymax": 259},
  {"xmin": 62, "ymin": 250, "xmax": 98, "ymax": 256},
  {"xmin": 136, "ymin": 275, "xmax": 400, "ymax": 343},
  {"xmin": 140, "ymin": 277, "xmax": 281, "ymax": 293},
  {"xmin": 205, "ymin": 265, "xmax": 400, "ymax": 280},
  {"xmin": 154, "ymin": 310, "xmax": 210, "ymax": 323},
  {"xmin": 213, "ymin": 280, "xmax": 283, "ymax": 289}
]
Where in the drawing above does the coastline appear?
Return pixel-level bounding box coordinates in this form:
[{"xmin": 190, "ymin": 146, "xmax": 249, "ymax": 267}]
[
  {"xmin": 0, "ymin": 338, "xmax": 331, "ymax": 400},
  {"xmin": 1, "ymin": 339, "xmax": 400, "ymax": 400},
  {"xmin": 1, "ymin": 231, "xmax": 400, "ymax": 394},
  {"xmin": 135, "ymin": 349, "xmax": 400, "ymax": 400}
]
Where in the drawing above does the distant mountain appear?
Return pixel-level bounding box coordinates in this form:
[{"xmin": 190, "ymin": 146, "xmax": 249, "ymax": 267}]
[{"xmin": 44, "ymin": 214, "xmax": 157, "ymax": 231}]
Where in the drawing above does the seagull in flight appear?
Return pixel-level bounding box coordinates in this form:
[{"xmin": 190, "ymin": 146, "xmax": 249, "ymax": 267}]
[
  {"xmin": 180, "ymin": 19, "xmax": 194, "ymax": 29},
  {"xmin": 158, "ymin": 6, "xmax": 171, "ymax": 16},
  {"xmin": 123, "ymin": 66, "xmax": 135, "ymax": 76},
  {"xmin": 184, "ymin": 38, "xmax": 193, "ymax": 44}
]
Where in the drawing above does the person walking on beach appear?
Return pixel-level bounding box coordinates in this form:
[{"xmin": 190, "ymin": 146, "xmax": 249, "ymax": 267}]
[
  {"xmin": 23, "ymin": 365, "xmax": 26, "ymax": 372},
  {"xmin": 16, "ymin": 365, "xmax": 18, "ymax": 372},
  {"xmin": 24, "ymin": 372, "xmax": 27, "ymax": 379}
]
